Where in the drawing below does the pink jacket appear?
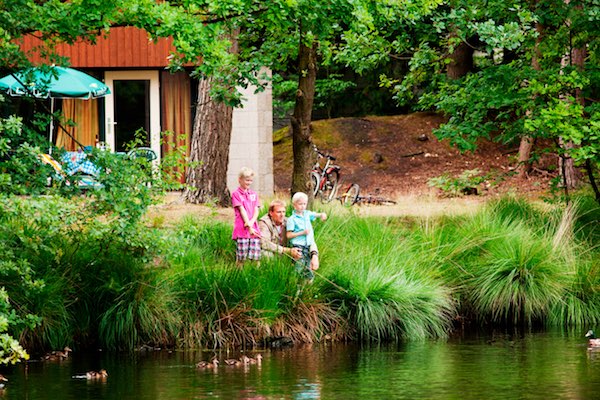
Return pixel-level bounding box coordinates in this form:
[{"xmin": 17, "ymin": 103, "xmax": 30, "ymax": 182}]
[{"xmin": 231, "ymin": 187, "xmax": 260, "ymax": 239}]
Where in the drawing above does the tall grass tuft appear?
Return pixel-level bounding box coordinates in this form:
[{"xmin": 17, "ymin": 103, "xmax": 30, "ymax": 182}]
[
  {"xmin": 547, "ymin": 256, "xmax": 600, "ymax": 326},
  {"xmin": 466, "ymin": 221, "xmax": 567, "ymax": 324},
  {"xmin": 483, "ymin": 196, "xmax": 549, "ymax": 228},
  {"xmin": 571, "ymin": 194, "xmax": 600, "ymax": 245},
  {"xmin": 408, "ymin": 215, "xmax": 485, "ymax": 285},
  {"xmin": 321, "ymin": 264, "xmax": 455, "ymax": 341},
  {"xmin": 98, "ymin": 272, "xmax": 180, "ymax": 350},
  {"xmin": 548, "ymin": 196, "xmax": 600, "ymax": 326},
  {"xmin": 270, "ymin": 298, "xmax": 344, "ymax": 343},
  {"xmin": 547, "ymin": 197, "xmax": 600, "ymax": 326},
  {"xmin": 318, "ymin": 216, "xmax": 456, "ymax": 341},
  {"xmin": 173, "ymin": 216, "xmax": 235, "ymax": 263},
  {"xmin": 20, "ymin": 275, "xmax": 74, "ymax": 350}
]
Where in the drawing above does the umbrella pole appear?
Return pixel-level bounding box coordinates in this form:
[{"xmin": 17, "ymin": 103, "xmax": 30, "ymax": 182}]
[{"xmin": 48, "ymin": 98, "xmax": 55, "ymax": 154}]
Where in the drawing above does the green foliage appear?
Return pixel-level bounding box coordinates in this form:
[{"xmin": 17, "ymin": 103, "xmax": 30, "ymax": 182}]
[
  {"xmin": 273, "ymin": 73, "xmax": 358, "ymax": 119},
  {"xmin": 0, "ymin": 115, "xmax": 53, "ymax": 195},
  {"xmin": 0, "ymin": 108, "xmax": 168, "ymax": 212},
  {"xmin": 147, "ymin": 0, "xmax": 442, "ymax": 106},
  {"xmin": 0, "ymin": 189, "xmax": 171, "ymax": 351},
  {"xmin": 0, "ymin": 288, "xmax": 32, "ymax": 364},
  {"xmin": 433, "ymin": 64, "xmax": 532, "ymax": 150},
  {"xmin": 427, "ymin": 169, "xmax": 490, "ymax": 196}
]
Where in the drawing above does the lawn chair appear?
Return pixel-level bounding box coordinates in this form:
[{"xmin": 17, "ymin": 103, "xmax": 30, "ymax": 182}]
[
  {"xmin": 126, "ymin": 147, "xmax": 157, "ymax": 162},
  {"xmin": 126, "ymin": 147, "xmax": 157, "ymax": 186},
  {"xmin": 38, "ymin": 153, "xmax": 102, "ymax": 190},
  {"xmin": 61, "ymin": 151, "xmax": 101, "ymax": 177}
]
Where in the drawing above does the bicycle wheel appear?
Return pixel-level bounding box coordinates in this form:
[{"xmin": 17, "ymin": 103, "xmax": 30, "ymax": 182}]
[
  {"xmin": 310, "ymin": 172, "xmax": 320, "ymax": 198},
  {"xmin": 340, "ymin": 183, "xmax": 360, "ymax": 207},
  {"xmin": 321, "ymin": 170, "xmax": 339, "ymax": 203},
  {"xmin": 374, "ymin": 198, "xmax": 397, "ymax": 206}
]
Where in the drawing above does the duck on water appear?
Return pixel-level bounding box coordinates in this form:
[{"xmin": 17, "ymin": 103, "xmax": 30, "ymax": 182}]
[
  {"xmin": 72, "ymin": 370, "xmax": 108, "ymax": 380},
  {"xmin": 585, "ymin": 330, "xmax": 600, "ymax": 348}
]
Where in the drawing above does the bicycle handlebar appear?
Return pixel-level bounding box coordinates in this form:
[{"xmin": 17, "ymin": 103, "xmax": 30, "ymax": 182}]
[{"xmin": 313, "ymin": 145, "xmax": 336, "ymax": 161}]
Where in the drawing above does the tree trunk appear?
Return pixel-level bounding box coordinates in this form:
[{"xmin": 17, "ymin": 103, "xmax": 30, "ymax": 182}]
[
  {"xmin": 516, "ymin": 135, "xmax": 534, "ymax": 178},
  {"xmin": 556, "ymin": 0, "xmax": 580, "ymax": 190},
  {"xmin": 183, "ymin": 32, "xmax": 239, "ymax": 206},
  {"xmin": 446, "ymin": 34, "xmax": 473, "ymax": 79},
  {"xmin": 182, "ymin": 76, "xmax": 233, "ymax": 206},
  {"xmin": 558, "ymin": 137, "xmax": 577, "ymax": 190},
  {"xmin": 517, "ymin": 20, "xmax": 543, "ymax": 178},
  {"xmin": 561, "ymin": 46, "xmax": 587, "ymax": 190},
  {"xmin": 290, "ymin": 40, "xmax": 318, "ymax": 197}
]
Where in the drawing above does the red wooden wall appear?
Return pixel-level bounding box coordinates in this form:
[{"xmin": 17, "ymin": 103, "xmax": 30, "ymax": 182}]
[{"xmin": 18, "ymin": 27, "xmax": 176, "ymax": 68}]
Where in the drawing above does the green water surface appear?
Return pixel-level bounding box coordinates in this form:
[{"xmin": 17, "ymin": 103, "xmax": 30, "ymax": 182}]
[{"xmin": 2, "ymin": 329, "xmax": 599, "ymax": 399}]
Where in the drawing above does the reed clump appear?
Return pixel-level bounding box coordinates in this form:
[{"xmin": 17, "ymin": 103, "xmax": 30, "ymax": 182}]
[{"xmin": 1, "ymin": 193, "xmax": 599, "ymax": 353}]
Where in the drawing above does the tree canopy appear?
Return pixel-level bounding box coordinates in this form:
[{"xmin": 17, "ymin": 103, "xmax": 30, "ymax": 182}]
[
  {"xmin": 377, "ymin": 0, "xmax": 600, "ymax": 198},
  {"xmin": 2, "ymin": 0, "xmax": 598, "ymax": 199},
  {"xmin": 153, "ymin": 0, "xmax": 598, "ymax": 198}
]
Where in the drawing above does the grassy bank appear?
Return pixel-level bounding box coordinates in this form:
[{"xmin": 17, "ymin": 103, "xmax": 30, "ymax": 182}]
[{"xmin": 1, "ymin": 194, "xmax": 599, "ymax": 354}]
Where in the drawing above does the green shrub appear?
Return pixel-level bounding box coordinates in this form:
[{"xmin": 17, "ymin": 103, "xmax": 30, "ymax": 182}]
[
  {"xmin": 427, "ymin": 169, "xmax": 489, "ymax": 197},
  {"xmin": 0, "ymin": 288, "xmax": 33, "ymax": 364}
]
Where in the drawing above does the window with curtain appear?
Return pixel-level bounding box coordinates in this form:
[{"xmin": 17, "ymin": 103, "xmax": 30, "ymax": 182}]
[
  {"xmin": 55, "ymin": 99, "xmax": 99, "ymax": 150},
  {"xmin": 161, "ymin": 70, "xmax": 192, "ymax": 183}
]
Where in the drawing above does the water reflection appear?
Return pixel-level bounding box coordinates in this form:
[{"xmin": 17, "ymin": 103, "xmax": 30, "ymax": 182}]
[{"xmin": 1, "ymin": 329, "xmax": 599, "ymax": 399}]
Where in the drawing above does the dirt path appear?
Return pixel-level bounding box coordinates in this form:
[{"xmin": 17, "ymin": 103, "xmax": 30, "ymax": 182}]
[
  {"xmin": 337, "ymin": 193, "xmax": 484, "ymax": 218},
  {"xmin": 145, "ymin": 192, "xmax": 234, "ymax": 226}
]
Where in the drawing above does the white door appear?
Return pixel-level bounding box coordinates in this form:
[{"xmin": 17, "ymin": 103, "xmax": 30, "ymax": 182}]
[{"xmin": 104, "ymin": 71, "xmax": 161, "ymax": 161}]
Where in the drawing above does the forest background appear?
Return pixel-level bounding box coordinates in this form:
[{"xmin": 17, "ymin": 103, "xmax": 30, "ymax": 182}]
[{"xmin": 0, "ymin": 0, "xmax": 599, "ymax": 364}]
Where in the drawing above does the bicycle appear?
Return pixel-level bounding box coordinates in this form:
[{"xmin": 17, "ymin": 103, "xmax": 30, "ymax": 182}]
[
  {"xmin": 311, "ymin": 145, "xmax": 341, "ymax": 203},
  {"xmin": 339, "ymin": 184, "xmax": 397, "ymax": 207}
]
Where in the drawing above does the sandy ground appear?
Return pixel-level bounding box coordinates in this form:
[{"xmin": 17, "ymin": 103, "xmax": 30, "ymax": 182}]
[
  {"xmin": 144, "ymin": 191, "xmax": 486, "ymax": 227},
  {"xmin": 144, "ymin": 192, "xmax": 234, "ymax": 226}
]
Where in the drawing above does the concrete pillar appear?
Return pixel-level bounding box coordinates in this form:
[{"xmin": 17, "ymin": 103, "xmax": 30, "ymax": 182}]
[{"xmin": 228, "ymin": 70, "xmax": 273, "ymax": 197}]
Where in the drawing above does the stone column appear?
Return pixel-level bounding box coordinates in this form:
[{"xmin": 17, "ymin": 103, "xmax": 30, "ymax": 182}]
[{"xmin": 229, "ymin": 69, "xmax": 274, "ymax": 197}]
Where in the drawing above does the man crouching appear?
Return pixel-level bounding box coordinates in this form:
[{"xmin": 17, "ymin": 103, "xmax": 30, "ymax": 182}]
[{"xmin": 258, "ymin": 200, "xmax": 304, "ymax": 259}]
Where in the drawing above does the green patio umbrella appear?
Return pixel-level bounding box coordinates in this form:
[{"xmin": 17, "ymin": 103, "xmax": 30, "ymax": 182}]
[{"xmin": 0, "ymin": 66, "xmax": 110, "ymax": 152}]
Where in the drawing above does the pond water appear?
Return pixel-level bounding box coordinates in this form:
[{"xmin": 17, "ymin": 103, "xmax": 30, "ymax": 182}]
[{"xmin": 2, "ymin": 329, "xmax": 599, "ymax": 399}]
